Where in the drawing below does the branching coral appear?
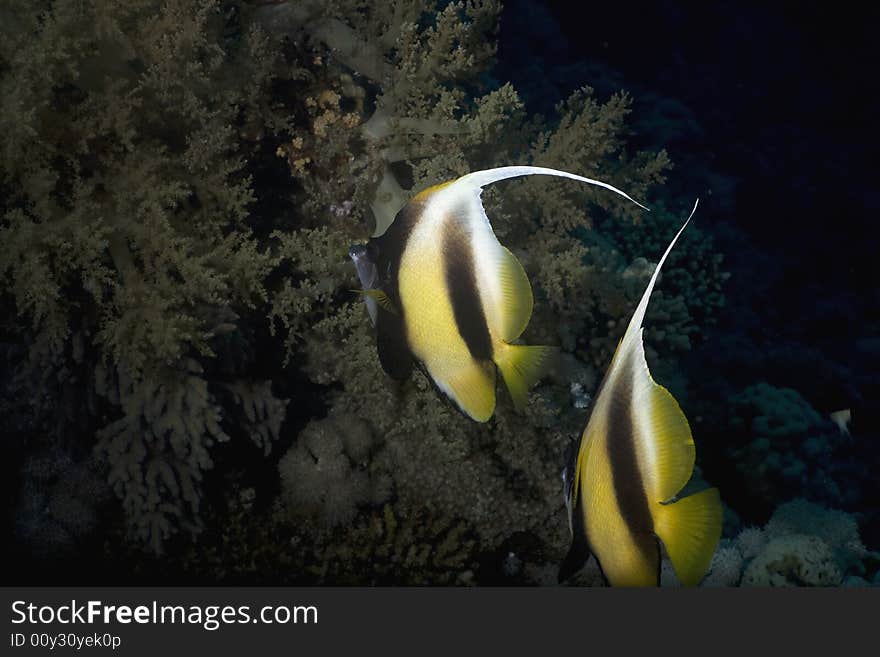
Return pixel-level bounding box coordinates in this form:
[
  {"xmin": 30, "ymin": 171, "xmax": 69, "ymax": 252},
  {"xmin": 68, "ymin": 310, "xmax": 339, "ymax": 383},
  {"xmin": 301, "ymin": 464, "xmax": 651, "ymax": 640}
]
[
  {"xmin": 3, "ymin": 0, "xmax": 728, "ymax": 574},
  {"xmin": 294, "ymin": 302, "xmax": 574, "ymax": 554},
  {"xmin": 95, "ymin": 360, "xmax": 231, "ymax": 552},
  {"xmin": 223, "ymin": 380, "xmax": 288, "ymax": 455},
  {"xmin": 1, "ymin": 0, "xmax": 291, "ymax": 550},
  {"xmin": 258, "ymin": 1, "xmax": 726, "ymax": 569}
]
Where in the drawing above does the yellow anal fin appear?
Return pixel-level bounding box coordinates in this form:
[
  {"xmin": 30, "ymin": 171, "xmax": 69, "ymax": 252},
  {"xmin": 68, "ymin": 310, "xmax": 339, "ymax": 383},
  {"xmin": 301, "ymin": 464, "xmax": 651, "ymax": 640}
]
[
  {"xmin": 653, "ymin": 487, "xmax": 722, "ymax": 586},
  {"xmin": 495, "ymin": 247, "xmax": 534, "ymax": 342},
  {"xmin": 439, "ymin": 360, "xmax": 497, "ymax": 422},
  {"xmin": 494, "ymin": 342, "xmax": 558, "ymax": 411}
]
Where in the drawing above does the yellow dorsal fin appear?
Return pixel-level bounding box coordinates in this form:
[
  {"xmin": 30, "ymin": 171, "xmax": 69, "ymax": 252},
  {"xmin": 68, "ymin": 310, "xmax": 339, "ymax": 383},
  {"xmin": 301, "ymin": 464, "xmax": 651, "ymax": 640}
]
[
  {"xmin": 653, "ymin": 487, "xmax": 723, "ymax": 586},
  {"xmin": 496, "ymin": 246, "xmax": 534, "ymax": 342},
  {"xmin": 630, "ymin": 336, "xmax": 696, "ymax": 502},
  {"xmin": 494, "ymin": 342, "xmax": 558, "ymax": 411}
]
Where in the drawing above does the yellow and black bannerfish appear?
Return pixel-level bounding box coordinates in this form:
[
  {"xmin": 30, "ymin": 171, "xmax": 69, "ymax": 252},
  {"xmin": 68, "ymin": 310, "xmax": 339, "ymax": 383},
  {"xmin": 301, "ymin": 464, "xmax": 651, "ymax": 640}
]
[
  {"xmin": 350, "ymin": 166, "xmax": 648, "ymax": 423},
  {"xmin": 559, "ymin": 200, "xmax": 722, "ymax": 586}
]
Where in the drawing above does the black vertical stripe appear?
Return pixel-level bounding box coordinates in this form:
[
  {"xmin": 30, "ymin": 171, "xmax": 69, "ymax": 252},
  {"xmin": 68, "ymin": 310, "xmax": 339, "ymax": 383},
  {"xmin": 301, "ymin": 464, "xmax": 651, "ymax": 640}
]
[
  {"xmin": 368, "ymin": 200, "xmax": 424, "ymax": 378},
  {"xmin": 373, "ymin": 200, "xmax": 423, "ymax": 300},
  {"xmin": 559, "ymin": 494, "xmax": 593, "ymax": 583},
  {"xmin": 442, "ymin": 220, "xmax": 494, "ymax": 361},
  {"xmin": 605, "ymin": 351, "xmax": 658, "ymax": 566}
]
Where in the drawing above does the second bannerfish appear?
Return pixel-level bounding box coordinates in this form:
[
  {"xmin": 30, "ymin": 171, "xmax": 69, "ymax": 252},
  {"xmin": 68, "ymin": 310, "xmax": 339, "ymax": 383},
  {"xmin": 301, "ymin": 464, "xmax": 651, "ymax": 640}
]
[{"xmin": 559, "ymin": 200, "xmax": 723, "ymax": 587}]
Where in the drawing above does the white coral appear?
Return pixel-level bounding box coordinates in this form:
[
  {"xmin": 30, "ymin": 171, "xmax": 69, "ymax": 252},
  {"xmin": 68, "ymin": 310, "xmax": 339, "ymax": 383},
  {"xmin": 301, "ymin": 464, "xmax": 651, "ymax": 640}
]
[
  {"xmin": 701, "ymin": 543, "xmax": 744, "ymax": 587},
  {"xmin": 741, "ymin": 534, "xmax": 842, "ymax": 587},
  {"xmin": 735, "ymin": 526, "xmax": 767, "ymax": 560},
  {"xmin": 767, "ymin": 499, "xmax": 866, "ymax": 563}
]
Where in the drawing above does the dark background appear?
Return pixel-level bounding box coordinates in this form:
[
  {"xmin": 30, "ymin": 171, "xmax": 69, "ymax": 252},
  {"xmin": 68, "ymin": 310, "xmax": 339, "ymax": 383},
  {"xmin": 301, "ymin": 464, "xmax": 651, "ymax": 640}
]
[
  {"xmin": 499, "ymin": 0, "xmax": 880, "ymax": 542},
  {"xmin": 501, "ymin": 0, "xmax": 878, "ymax": 320}
]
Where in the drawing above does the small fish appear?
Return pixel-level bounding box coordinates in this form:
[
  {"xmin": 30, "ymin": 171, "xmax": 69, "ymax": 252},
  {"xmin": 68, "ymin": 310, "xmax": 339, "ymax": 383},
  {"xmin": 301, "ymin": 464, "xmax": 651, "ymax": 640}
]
[
  {"xmin": 350, "ymin": 166, "xmax": 647, "ymax": 422},
  {"xmin": 829, "ymin": 408, "xmax": 851, "ymax": 436},
  {"xmin": 559, "ymin": 200, "xmax": 722, "ymax": 586},
  {"xmin": 349, "ymin": 242, "xmax": 381, "ymax": 324}
]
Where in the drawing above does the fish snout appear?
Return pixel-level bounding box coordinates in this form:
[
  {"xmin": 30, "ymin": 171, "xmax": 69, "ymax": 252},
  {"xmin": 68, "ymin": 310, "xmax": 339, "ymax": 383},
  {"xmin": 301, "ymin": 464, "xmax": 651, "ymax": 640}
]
[
  {"xmin": 349, "ymin": 241, "xmax": 379, "ymax": 262},
  {"xmin": 348, "ymin": 243, "xmax": 367, "ymax": 261}
]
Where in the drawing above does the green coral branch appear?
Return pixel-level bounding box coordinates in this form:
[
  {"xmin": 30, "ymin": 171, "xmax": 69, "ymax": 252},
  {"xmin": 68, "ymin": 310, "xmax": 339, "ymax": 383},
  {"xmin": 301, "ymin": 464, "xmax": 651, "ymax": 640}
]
[{"xmin": 3, "ymin": 0, "xmax": 729, "ymax": 569}]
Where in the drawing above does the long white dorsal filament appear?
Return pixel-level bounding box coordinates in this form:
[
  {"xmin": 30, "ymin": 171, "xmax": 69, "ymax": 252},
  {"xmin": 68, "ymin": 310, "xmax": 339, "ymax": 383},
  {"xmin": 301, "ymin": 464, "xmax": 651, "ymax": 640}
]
[
  {"xmin": 620, "ymin": 198, "xmax": 700, "ymax": 351},
  {"xmin": 456, "ymin": 165, "xmax": 651, "ymax": 211}
]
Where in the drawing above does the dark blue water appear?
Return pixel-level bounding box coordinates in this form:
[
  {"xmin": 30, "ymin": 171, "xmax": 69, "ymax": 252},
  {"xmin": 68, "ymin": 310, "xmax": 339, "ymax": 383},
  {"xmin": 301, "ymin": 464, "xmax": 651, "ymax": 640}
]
[{"xmin": 499, "ymin": 0, "xmax": 880, "ymax": 548}]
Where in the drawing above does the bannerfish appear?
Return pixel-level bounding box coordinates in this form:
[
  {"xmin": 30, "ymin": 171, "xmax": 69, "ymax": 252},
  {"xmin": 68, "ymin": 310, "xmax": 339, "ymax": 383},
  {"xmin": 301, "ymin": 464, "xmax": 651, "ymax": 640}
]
[
  {"xmin": 559, "ymin": 200, "xmax": 722, "ymax": 586},
  {"xmin": 350, "ymin": 166, "xmax": 648, "ymax": 423}
]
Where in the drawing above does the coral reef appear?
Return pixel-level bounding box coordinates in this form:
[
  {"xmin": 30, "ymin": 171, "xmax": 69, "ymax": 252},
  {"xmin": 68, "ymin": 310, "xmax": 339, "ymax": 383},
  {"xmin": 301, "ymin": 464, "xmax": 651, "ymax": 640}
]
[
  {"xmin": 291, "ymin": 503, "xmax": 479, "ymax": 586},
  {"xmin": 260, "ymin": 0, "xmax": 728, "ymax": 573},
  {"xmin": 1, "ymin": 0, "xmax": 292, "ymax": 551},
  {"xmin": 14, "ymin": 445, "xmax": 113, "ymax": 561},
  {"xmin": 278, "ymin": 411, "xmax": 391, "ymax": 527},
  {"xmin": 701, "ymin": 499, "xmax": 878, "ymax": 587},
  {"xmin": 763, "ymin": 499, "xmax": 870, "ymax": 576},
  {"xmin": 724, "ymin": 383, "xmax": 862, "ymax": 511},
  {"xmin": 2, "ymin": 0, "xmax": 728, "ymax": 580},
  {"xmin": 699, "ymin": 542, "xmax": 745, "ymax": 587},
  {"xmin": 741, "ymin": 535, "xmax": 842, "ymax": 587}
]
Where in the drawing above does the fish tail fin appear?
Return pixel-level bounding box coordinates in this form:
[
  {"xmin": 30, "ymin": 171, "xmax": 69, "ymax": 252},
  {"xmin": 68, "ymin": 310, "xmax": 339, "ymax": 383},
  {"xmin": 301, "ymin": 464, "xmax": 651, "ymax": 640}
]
[
  {"xmin": 653, "ymin": 487, "xmax": 723, "ymax": 586},
  {"xmin": 494, "ymin": 342, "xmax": 558, "ymax": 411}
]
